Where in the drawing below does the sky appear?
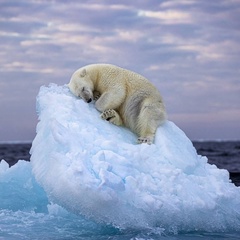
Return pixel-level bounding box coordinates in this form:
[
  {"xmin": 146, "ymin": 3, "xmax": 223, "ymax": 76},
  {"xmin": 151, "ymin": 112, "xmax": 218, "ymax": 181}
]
[{"xmin": 0, "ymin": 0, "xmax": 240, "ymax": 142}]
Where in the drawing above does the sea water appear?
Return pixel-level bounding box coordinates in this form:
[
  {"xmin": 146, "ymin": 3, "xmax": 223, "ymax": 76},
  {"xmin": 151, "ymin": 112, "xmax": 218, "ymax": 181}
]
[{"xmin": 1, "ymin": 84, "xmax": 240, "ymax": 239}]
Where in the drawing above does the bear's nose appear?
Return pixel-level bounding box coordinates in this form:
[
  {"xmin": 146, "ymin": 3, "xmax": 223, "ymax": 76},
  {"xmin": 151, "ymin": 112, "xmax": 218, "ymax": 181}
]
[{"xmin": 87, "ymin": 98, "xmax": 92, "ymax": 103}]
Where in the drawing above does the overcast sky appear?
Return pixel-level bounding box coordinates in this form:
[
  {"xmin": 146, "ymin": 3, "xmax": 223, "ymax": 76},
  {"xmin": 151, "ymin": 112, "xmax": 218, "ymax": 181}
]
[{"xmin": 0, "ymin": 0, "xmax": 240, "ymax": 142}]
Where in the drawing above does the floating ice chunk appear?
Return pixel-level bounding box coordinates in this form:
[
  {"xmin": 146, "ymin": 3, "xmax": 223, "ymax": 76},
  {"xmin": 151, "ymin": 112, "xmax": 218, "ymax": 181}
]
[
  {"xmin": 0, "ymin": 160, "xmax": 48, "ymax": 212},
  {"xmin": 30, "ymin": 84, "xmax": 240, "ymax": 232},
  {"xmin": 0, "ymin": 160, "xmax": 9, "ymax": 174}
]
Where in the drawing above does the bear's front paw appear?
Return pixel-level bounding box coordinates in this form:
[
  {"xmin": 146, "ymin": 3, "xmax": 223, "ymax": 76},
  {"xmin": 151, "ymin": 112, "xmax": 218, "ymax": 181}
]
[
  {"xmin": 93, "ymin": 91, "xmax": 101, "ymax": 101},
  {"xmin": 101, "ymin": 109, "xmax": 116, "ymax": 121},
  {"xmin": 137, "ymin": 137, "xmax": 153, "ymax": 145},
  {"xmin": 100, "ymin": 109, "xmax": 122, "ymax": 126}
]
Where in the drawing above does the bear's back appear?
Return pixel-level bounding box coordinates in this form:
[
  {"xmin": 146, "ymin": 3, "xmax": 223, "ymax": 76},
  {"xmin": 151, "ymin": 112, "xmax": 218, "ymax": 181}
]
[{"xmin": 87, "ymin": 63, "xmax": 156, "ymax": 92}]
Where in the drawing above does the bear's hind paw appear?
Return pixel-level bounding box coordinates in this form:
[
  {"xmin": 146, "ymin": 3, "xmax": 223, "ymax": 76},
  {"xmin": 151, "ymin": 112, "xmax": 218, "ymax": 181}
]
[{"xmin": 137, "ymin": 137, "xmax": 153, "ymax": 145}]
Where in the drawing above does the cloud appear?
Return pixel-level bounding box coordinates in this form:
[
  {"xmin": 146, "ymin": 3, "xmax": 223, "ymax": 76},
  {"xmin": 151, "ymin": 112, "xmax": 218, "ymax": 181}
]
[
  {"xmin": 1, "ymin": 61, "xmax": 54, "ymax": 73},
  {"xmin": 160, "ymin": 0, "xmax": 197, "ymax": 8},
  {"xmin": 137, "ymin": 9, "xmax": 192, "ymax": 24},
  {"xmin": 0, "ymin": 0, "xmax": 240, "ymax": 140}
]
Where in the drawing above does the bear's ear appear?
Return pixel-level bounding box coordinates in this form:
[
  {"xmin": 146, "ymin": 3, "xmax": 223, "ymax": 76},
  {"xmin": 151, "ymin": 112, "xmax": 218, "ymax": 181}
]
[{"xmin": 80, "ymin": 69, "xmax": 87, "ymax": 77}]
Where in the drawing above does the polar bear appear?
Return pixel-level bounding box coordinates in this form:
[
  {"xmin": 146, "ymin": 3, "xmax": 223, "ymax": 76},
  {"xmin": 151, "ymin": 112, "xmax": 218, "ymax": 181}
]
[{"xmin": 68, "ymin": 64, "xmax": 167, "ymax": 144}]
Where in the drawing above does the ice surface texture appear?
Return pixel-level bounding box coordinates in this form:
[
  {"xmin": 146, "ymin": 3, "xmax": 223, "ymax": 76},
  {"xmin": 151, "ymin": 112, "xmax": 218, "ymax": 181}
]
[
  {"xmin": 0, "ymin": 160, "xmax": 114, "ymax": 239},
  {"xmin": 30, "ymin": 84, "xmax": 240, "ymax": 232}
]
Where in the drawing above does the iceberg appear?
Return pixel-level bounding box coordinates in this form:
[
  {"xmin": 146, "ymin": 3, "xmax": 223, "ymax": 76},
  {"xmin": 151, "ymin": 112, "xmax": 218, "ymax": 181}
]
[
  {"xmin": 30, "ymin": 84, "xmax": 240, "ymax": 233},
  {"xmin": 0, "ymin": 160, "xmax": 115, "ymax": 239}
]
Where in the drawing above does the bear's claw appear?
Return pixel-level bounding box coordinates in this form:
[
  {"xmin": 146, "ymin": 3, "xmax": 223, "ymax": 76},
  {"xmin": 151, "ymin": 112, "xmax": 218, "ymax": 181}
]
[
  {"xmin": 93, "ymin": 91, "xmax": 101, "ymax": 101},
  {"xmin": 137, "ymin": 137, "xmax": 153, "ymax": 145}
]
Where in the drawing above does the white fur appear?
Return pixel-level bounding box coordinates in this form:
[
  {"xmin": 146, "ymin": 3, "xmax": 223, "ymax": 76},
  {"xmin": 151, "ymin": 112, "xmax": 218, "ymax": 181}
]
[{"xmin": 68, "ymin": 64, "xmax": 167, "ymax": 144}]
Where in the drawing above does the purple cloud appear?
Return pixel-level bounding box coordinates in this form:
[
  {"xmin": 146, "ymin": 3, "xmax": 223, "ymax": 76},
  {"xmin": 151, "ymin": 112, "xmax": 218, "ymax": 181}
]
[{"xmin": 0, "ymin": 0, "xmax": 239, "ymax": 141}]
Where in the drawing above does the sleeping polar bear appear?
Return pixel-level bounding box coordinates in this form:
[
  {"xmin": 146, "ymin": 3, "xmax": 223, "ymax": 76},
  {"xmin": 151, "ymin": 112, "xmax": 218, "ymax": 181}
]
[{"xmin": 68, "ymin": 64, "xmax": 167, "ymax": 144}]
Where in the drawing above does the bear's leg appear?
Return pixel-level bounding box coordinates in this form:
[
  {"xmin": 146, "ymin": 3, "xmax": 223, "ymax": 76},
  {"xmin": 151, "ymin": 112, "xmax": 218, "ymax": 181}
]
[
  {"xmin": 136, "ymin": 116, "xmax": 157, "ymax": 145},
  {"xmin": 136, "ymin": 102, "xmax": 165, "ymax": 144},
  {"xmin": 95, "ymin": 91, "xmax": 125, "ymax": 112},
  {"xmin": 101, "ymin": 109, "xmax": 123, "ymax": 126}
]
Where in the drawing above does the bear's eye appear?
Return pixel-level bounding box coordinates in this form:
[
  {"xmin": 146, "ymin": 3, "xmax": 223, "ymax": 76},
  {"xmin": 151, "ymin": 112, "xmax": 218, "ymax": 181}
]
[{"xmin": 82, "ymin": 87, "xmax": 85, "ymax": 92}]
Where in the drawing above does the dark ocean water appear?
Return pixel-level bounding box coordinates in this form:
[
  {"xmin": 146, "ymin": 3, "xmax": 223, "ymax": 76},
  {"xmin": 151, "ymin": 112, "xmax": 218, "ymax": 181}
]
[
  {"xmin": 1, "ymin": 141, "xmax": 240, "ymax": 186},
  {"xmin": 192, "ymin": 141, "xmax": 240, "ymax": 186}
]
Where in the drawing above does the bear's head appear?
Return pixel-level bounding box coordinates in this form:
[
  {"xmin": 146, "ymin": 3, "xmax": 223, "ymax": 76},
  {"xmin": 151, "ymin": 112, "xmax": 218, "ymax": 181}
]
[{"xmin": 68, "ymin": 68, "xmax": 94, "ymax": 103}]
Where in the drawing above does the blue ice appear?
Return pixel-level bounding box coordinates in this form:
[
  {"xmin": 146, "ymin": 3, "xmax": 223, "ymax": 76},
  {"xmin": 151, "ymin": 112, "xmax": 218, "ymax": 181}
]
[{"xmin": 1, "ymin": 84, "xmax": 240, "ymax": 239}]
